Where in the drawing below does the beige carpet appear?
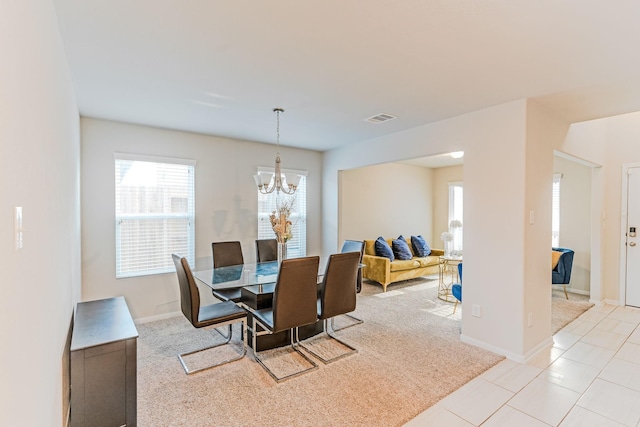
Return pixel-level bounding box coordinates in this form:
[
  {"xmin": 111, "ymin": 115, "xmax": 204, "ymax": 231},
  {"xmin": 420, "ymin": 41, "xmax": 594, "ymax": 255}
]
[
  {"xmin": 551, "ymin": 287, "xmax": 593, "ymax": 334},
  {"xmin": 135, "ymin": 279, "xmax": 591, "ymax": 426}
]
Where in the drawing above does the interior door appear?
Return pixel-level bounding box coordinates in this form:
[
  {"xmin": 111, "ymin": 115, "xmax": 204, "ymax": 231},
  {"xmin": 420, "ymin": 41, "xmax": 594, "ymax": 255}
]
[{"xmin": 626, "ymin": 167, "xmax": 640, "ymax": 307}]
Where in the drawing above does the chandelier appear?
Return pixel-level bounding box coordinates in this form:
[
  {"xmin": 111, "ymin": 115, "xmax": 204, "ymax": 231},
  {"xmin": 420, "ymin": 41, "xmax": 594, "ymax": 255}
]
[{"xmin": 253, "ymin": 108, "xmax": 300, "ymax": 195}]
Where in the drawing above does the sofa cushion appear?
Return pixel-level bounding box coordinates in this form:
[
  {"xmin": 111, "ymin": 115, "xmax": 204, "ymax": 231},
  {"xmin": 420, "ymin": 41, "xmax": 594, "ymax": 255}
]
[
  {"xmin": 375, "ymin": 237, "xmax": 394, "ymax": 261},
  {"xmin": 389, "ymin": 259, "xmax": 421, "ymax": 272},
  {"xmin": 415, "ymin": 255, "xmax": 439, "ymax": 267},
  {"xmin": 392, "ymin": 236, "xmax": 413, "ymax": 260},
  {"xmin": 411, "ymin": 235, "xmax": 431, "ymax": 257}
]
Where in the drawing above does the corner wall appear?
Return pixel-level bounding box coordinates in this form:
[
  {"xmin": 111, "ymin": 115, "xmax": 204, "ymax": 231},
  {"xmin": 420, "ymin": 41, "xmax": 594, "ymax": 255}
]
[{"xmin": 0, "ymin": 0, "xmax": 81, "ymax": 424}]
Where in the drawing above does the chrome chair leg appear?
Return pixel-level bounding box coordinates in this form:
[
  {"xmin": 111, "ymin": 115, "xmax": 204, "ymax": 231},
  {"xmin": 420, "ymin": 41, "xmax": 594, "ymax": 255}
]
[
  {"xmin": 299, "ymin": 319, "xmax": 357, "ymax": 364},
  {"xmin": 251, "ymin": 317, "xmax": 318, "ymax": 383},
  {"xmin": 330, "ymin": 313, "xmax": 363, "ymax": 332},
  {"xmin": 178, "ymin": 320, "xmax": 247, "ymax": 375}
]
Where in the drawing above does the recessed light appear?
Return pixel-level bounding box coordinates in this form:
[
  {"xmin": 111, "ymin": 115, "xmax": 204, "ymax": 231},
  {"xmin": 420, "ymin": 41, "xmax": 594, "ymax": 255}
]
[{"xmin": 450, "ymin": 151, "xmax": 464, "ymax": 159}]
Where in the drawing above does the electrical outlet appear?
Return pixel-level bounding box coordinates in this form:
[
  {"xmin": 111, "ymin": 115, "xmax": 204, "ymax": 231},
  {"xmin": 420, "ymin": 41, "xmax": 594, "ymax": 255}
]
[
  {"xmin": 14, "ymin": 207, "xmax": 23, "ymax": 251},
  {"xmin": 472, "ymin": 304, "xmax": 481, "ymax": 318},
  {"xmin": 528, "ymin": 312, "xmax": 533, "ymax": 327}
]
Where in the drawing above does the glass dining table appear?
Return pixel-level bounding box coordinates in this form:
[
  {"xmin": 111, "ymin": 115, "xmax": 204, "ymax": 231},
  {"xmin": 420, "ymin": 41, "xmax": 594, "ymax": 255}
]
[{"xmin": 192, "ymin": 260, "xmax": 325, "ymax": 351}]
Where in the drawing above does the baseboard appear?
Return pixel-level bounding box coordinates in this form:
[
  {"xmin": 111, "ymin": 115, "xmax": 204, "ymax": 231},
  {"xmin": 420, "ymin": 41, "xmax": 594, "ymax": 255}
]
[
  {"xmin": 460, "ymin": 334, "xmax": 553, "ymax": 364},
  {"xmin": 566, "ymin": 288, "xmax": 590, "ymax": 296},
  {"xmin": 604, "ymin": 299, "xmax": 621, "ymax": 306},
  {"xmin": 135, "ymin": 311, "xmax": 181, "ymax": 324}
]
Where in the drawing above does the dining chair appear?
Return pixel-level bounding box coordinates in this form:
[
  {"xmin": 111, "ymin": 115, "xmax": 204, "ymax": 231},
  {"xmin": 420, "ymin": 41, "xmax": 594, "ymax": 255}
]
[
  {"xmin": 300, "ymin": 251, "xmax": 360, "ymax": 363},
  {"xmin": 331, "ymin": 239, "xmax": 365, "ymax": 331},
  {"xmin": 255, "ymin": 238, "xmax": 278, "ymax": 263},
  {"xmin": 172, "ymin": 254, "xmax": 247, "ymax": 374},
  {"xmin": 250, "ymin": 256, "xmax": 320, "ymax": 382},
  {"xmin": 211, "ymin": 241, "xmax": 244, "ymax": 302}
]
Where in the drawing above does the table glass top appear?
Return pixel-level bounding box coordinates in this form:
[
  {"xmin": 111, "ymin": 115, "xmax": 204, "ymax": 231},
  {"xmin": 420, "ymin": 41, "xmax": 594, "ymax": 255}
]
[{"xmin": 193, "ymin": 261, "xmax": 280, "ymax": 289}]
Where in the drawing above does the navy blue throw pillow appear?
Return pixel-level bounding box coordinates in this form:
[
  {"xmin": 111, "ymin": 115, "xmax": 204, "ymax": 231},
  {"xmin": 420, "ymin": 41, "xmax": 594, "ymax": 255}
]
[
  {"xmin": 375, "ymin": 237, "xmax": 394, "ymax": 261},
  {"xmin": 392, "ymin": 237, "xmax": 413, "ymax": 260},
  {"xmin": 411, "ymin": 235, "xmax": 431, "ymax": 257}
]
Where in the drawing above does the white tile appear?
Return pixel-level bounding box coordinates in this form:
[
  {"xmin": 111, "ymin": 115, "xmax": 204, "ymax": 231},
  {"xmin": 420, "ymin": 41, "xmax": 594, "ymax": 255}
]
[
  {"xmin": 561, "ymin": 341, "xmax": 616, "ymax": 369},
  {"xmin": 403, "ymin": 404, "xmax": 473, "ymax": 427},
  {"xmin": 627, "ymin": 326, "xmax": 640, "ymax": 344},
  {"xmin": 538, "ymin": 356, "xmax": 600, "ymax": 393},
  {"xmin": 595, "ymin": 318, "xmax": 637, "ymax": 335},
  {"xmin": 578, "ymin": 310, "xmax": 609, "ymax": 324},
  {"xmin": 480, "ymin": 359, "xmax": 520, "ymax": 383},
  {"xmin": 439, "ymin": 378, "xmax": 513, "ymax": 425},
  {"xmin": 493, "ymin": 363, "xmax": 542, "ymax": 393},
  {"xmin": 563, "ymin": 319, "xmax": 597, "ymax": 336},
  {"xmin": 481, "ymin": 405, "xmax": 550, "ymax": 427},
  {"xmin": 527, "ymin": 346, "xmax": 564, "ymax": 370},
  {"xmin": 588, "ymin": 304, "xmax": 616, "ymax": 315},
  {"xmin": 559, "ymin": 406, "xmax": 626, "ymax": 427},
  {"xmin": 580, "ymin": 328, "xmax": 627, "ymax": 351},
  {"xmin": 608, "ymin": 306, "xmax": 640, "ymax": 325},
  {"xmin": 599, "ymin": 358, "xmax": 640, "ymax": 392},
  {"xmin": 615, "ymin": 342, "xmax": 640, "ymax": 365},
  {"xmin": 577, "ymin": 378, "xmax": 640, "ymax": 426},
  {"xmin": 507, "ymin": 378, "xmax": 580, "ymax": 426},
  {"xmin": 553, "ymin": 330, "xmax": 582, "ymax": 350}
]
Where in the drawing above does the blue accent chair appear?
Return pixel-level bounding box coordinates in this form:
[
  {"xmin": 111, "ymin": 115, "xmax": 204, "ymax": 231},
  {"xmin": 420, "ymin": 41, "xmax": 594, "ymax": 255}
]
[
  {"xmin": 552, "ymin": 247, "xmax": 574, "ymax": 299},
  {"xmin": 451, "ymin": 262, "xmax": 462, "ymax": 314}
]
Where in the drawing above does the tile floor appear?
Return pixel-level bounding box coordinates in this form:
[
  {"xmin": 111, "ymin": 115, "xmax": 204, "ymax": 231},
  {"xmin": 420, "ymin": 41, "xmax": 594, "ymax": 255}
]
[{"xmin": 405, "ymin": 303, "xmax": 640, "ymax": 426}]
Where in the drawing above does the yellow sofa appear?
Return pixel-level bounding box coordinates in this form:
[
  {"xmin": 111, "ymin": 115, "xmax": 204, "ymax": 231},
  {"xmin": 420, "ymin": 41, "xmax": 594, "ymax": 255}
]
[{"xmin": 362, "ymin": 238, "xmax": 444, "ymax": 292}]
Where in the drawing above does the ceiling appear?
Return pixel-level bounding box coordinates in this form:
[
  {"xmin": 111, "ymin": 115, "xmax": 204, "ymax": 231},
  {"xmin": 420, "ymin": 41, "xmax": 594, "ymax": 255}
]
[{"xmin": 52, "ymin": 1, "xmax": 640, "ymax": 152}]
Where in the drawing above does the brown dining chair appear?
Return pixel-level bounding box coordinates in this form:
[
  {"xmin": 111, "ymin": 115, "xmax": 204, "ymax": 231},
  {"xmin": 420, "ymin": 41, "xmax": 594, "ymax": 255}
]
[
  {"xmin": 172, "ymin": 254, "xmax": 247, "ymax": 374},
  {"xmin": 255, "ymin": 238, "xmax": 278, "ymax": 263},
  {"xmin": 300, "ymin": 252, "xmax": 360, "ymax": 363},
  {"xmin": 331, "ymin": 239, "xmax": 365, "ymax": 331},
  {"xmin": 211, "ymin": 241, "xmax": 244, "ymax": 302},
  {"xmin": 250, "ymin": 256, "xmax": 320, "ymax": 382}
]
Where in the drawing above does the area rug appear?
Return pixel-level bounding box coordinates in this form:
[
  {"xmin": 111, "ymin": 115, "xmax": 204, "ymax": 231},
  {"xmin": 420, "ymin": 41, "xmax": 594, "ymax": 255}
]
[
  {"xmin": 135, "ymin": 277, "xmax": 503, "ymax": 427},
  {"xmin": 551, "ymin": 288, "xmax": 593, "ymax": 334}
]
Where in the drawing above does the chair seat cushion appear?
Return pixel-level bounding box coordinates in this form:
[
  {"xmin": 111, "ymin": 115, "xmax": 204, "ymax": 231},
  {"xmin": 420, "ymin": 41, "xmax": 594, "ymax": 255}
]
[
  {"xmin": 451, "ymin": 284, "xmax": 462, "ymax": 302},
  {"xmin": 212, "ymin": 287, "xmax": 242, "ymax": 302},
  {"xmin": 253, "ymin": 308, "xmax": 274, "ymax": 330},
  {"xmin": 389, "ymin": 259, "xmax": 421, "ymax": 272},
  {"xmin": 197, "ymin": 301, "xmax": 246, "ymax": 327}
]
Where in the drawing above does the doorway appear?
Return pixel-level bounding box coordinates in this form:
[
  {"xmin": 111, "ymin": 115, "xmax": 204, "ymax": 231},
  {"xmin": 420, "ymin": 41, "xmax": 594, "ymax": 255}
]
[{"xmin": 623, "ymin": 165, "xmax": 640, "ymax": 308}]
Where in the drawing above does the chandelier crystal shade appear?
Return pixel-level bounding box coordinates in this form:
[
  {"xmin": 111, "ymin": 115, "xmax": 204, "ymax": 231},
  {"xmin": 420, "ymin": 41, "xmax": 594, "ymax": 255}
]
[{"xmin": 253, "ymin": 108, "xmax": 301, "ymax": 195}]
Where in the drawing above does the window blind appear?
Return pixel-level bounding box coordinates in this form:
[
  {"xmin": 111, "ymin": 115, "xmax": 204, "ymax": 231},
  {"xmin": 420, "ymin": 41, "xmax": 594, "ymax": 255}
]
[
  {"xmin": 115, "ymin": 155, "xmax": 195, "ymax": 278},
  {"xmin": 257, "ymin": 172, "xmax": 307, "ymax": 259}
]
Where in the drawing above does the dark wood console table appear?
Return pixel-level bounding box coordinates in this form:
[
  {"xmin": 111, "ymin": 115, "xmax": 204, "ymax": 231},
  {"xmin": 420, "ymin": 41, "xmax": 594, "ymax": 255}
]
[{"xmin": 70, "ymin": 296, "xmax": 138, "ymax": 427}]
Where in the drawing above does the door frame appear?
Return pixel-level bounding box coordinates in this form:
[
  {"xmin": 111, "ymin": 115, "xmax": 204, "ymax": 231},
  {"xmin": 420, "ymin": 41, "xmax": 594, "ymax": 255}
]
[{"xmin": 619, "ymin": 163, "xmax": 640, "ymax": 307}]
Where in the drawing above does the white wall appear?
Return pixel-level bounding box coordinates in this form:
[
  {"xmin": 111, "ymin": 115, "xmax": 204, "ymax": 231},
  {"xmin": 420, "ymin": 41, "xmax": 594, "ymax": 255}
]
[
  {"xmin": 81, "ymin": 118, "xmax": 323, "ymax": 319},
  {"xmin": 339, "ymin": 163, "xmax": 434, "ymax": 245},
  {"xmin": 325, "ymin": 100, "xmax": 561, "ymax": 359},
  {"xmin": 0, "ymin": 1, "xmax": 81, "ymax": 425},
  {"xmin": 554, "ymin": 155, "xmax": 592, "ymax": 294}
]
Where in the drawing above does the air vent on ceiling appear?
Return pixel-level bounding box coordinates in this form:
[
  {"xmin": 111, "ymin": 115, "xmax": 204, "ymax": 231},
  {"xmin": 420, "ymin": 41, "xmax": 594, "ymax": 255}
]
[{"xmin": 364, "ymin": 113, "xmax": 397, "ymax": 124}]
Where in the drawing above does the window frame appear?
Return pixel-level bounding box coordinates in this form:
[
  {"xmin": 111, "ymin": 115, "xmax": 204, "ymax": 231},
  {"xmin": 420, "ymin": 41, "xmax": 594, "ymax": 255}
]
[
  {"xmin": 114, "ymin": 153, "xmax": 196, "ymax": 279},
  {"xmin": 448, "ymin": 181, "xmax": 464, "ymax": 253}
]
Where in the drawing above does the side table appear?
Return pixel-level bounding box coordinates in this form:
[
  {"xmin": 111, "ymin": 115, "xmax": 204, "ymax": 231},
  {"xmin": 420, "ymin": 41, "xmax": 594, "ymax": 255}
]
[{"xmin": 438, "ymin": 256, "xmax": 462, "ymax": 302}]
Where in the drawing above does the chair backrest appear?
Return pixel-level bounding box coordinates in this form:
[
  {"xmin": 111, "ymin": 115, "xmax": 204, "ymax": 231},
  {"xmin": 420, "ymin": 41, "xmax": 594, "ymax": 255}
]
[
  {"xmin": 271, "ymin": 256, "xmax": 320, "ymax": 333},
  {"xmin": 458, "ymin": 262, "xmax": 463, "ymax": 283},
  {"xmin": 172, "ymin": 254, "xmax": 200, "ymax": 327},
  {"xmin": 319, "ymin": 252, "xmax": 361, "ymax": 319},
  {"xmin": 340, "ymin": 240, "xmax": 364, "ymax": 292},
  {"xmin": 212, "ymin": 241, "xmax": 244, "ymax": 268},
  {"xmin": 256, "ymin": 239, "xmax": 278, "ymax": 263}
]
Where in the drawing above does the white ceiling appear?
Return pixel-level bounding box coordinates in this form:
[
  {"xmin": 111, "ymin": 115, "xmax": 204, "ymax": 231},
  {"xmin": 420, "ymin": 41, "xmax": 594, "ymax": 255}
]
[{"xmin": 52, "ymin": 1, "xmax": 640, "ymax": 152}]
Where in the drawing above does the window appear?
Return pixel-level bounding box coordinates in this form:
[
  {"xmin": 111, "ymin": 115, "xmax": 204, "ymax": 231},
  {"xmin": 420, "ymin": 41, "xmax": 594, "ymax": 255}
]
[
  {"xmin": 115, "ymin": 154, "xmax": 195, "ymax": 278},
  {"xmin": 448, "ymin": 182, "xmax": 463, "ymax": 253},
  {"xmin": 552, "ymin": 173, "xmax": 562, "ymax": 247},
  {"xmin": 257, "ymin": 170, "xmax": 307, "ymax": 259}
]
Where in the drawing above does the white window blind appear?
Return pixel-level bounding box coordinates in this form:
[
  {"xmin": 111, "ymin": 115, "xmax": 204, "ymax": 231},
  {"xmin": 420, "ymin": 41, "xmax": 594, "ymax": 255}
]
[
  {"xmin": 115, "ymin": 154, "xmax": 195, "ymax": 278},
  {"xmin": 257, "ymin": 172, "xmax": 307, "ymax": 259},
  {"xmin": 552, "ymin": 173, "xmax": 562, "ymax": 247},
  {"xmin": 448, "ymin": 182, "xmax": 464, "ymax": 252}
]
